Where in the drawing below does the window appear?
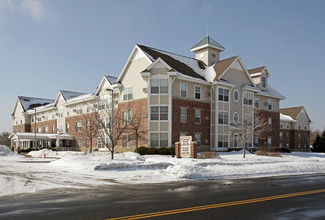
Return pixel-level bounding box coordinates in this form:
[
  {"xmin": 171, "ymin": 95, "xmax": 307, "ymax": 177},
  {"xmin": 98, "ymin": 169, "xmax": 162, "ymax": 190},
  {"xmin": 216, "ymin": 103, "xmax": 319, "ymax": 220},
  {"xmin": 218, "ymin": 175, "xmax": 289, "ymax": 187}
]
[
  {"xmin": 195, "ymin": 86, "xmax": 201, "ymax": 100},
  {"xmin": 267, "ymin": 137, "xmax": 272, "ymax": 149},
  {"xmin": 123, "ymin": 110, "xmax": 132, "ymax": 124},
  {"xmin": 268, "ymin": 99, "xmax": 273, "ymax": 110},
  {"xmin": 268, "ymin": 118, "xmax": 273, "ymax": 129},
  {"xmin": 255, "ymin": 97, "xmax": 260, "ymax": 108},
  {"xmin": 58, "ymin": 108, "xmax": 64, "ymax": 117},
  {"xmin": 150, "ymin": 133, "xmax": 168, "ymax": 148},
  {"xmin": 280, "ymin": 132, "xmax": 283, "ymax": 140},
  {"xmin": 218, "ymin": 111, "xmax": 229, "ymax": 125},
  {"xmin": 280, "ymin": 123, "xmax": 283, "ymax": 129},
  {"xmin": 233, "ymin": 112, "xmax": 239, "ymax": 124},
  {"xmin": 194, "ymin": 133, "xmax": 201, "ymax": 148},
  {"xmin": 287, "ymin": 132, "xmax": 290, "ymax": 138},
  {"xmin": 160, "ymin": 106, "xmax": 168, "ymax": 120},
  {"xmin": 123, "ymin": 87, "xmax": 133, "ymax": 101},
  {"xmin": 195, "ymin": 109, "xmax": 201, "ymax": 124},
  {"xmin": 151, "ymin": 79, "xmax": 168, "ymax": 94},
  {"xmin": 98, "ymin": 138, "xmax": 103, "ymax": 149},
  {"xmin": 66, "ymin": 123, "xmax": 69, "ymax": 133},
  {"xmin": 77, "ymin": 139, "xmax": 82, "ymax": 148},
  {"xmin": 233, "ymin": 90, "xmax": 239, "ymax": 102},
  {"xmin": 98, "ymin": 99, "xmax": 106, "ymax": 110},
  {"xmin": 180, "ymin": 83, "xmax": 187, "ymax": 98},
  {"xmin": 180, "ymin": 108, "xmax": 187, "ymax": 123},
  {"xmin": 123, "ymin": 134, "xmax": 132, "ymax": 148},
  {"xmin": 218, "ymin": 135, "xmax": 228, "ymax": 148},
  {"xmin": 262, "ymin": 77, "xmax": 266, "ymax": 88},
  {"xmin": 86, "ymin": 139, "xmax": 90, "ymax": 149},
  {"xmin": 65, "ymin": 140, "xmax": 71, "ymax": 147},
  {"xmin": 37, "ymin": 127, "xmax": 41, "ymax": 133},
  {"xmin": 244, "ymin": 93, "xmax": 253, "ymax": 105},
  {"xmin": 52, "ymin": 125, "xmax": 55, "ymax": 133},
  {"xmin": 218, "ymin": 88, "xmax": 229, "ymax": 102},
  {"xmin": 45, "ymin": 126, "xmax": 49, "ymax": 133},
  {"xmin": 76, "ymin": 105, "xmax": 83, "ymax": 114},
  {"xmin": 58, "ymin": 125, "xmax": 64, "ymax": 134},
  {"xmin": 298, "ymin": 133, "xmax": 301, "ymax": 141},
  {"xmin": 150, "ymin": 106, "xmax": 159, "ymax": 120},
  {"xmin": 76, "ymin": 122, "xmax": 82, "ymax": 131},
  {"xmin": 150, "ymin": 106, "xmax": 168, "ymax": 120}
]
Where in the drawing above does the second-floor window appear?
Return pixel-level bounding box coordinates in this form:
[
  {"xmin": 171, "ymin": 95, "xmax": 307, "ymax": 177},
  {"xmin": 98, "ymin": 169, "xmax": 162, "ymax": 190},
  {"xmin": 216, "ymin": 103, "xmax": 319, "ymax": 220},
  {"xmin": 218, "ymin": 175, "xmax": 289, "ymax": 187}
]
[
  {"xmin": 151, "ymin": 79, "xmax": 168, "ymax": 94},
  {"xmin": 218, "ymin": 111, "xmax": 229, "ymax": 125},
  {"xmin": 268, "ymin": 118, "xmax": 273, "ymax": 129},
  {"xmin": 151, "ymin": 106, "xmax": 168, "ymax": 120},
  {"xmin": 180, "ymin": 108, "xmax": 187, "ymax": 123},
  {"xmin": 268, "ymin": 99, "xmax": 273, "ymax": 111},
  {"xmin": 195, "ymin": 109, "xmax": 201, "ymax": 124},
  {"xmin": 76, "ymin": 122, "xmax": 82, "ymax": 131},
  {"xmin": 123, "ymin": 110, "xmax": 132, "ymax": 124},
  {"xmin": 123, "ymin": 134, "xmax": 132, "ymax": 148}
]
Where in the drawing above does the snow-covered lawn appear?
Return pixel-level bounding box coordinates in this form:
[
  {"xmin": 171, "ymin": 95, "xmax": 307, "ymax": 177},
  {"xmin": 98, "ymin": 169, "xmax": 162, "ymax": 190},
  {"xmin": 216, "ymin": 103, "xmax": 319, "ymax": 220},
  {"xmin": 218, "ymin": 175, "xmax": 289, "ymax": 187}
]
[{"xmin": 1, "ymin": 145, "xmax": 325, "ymax": 198}]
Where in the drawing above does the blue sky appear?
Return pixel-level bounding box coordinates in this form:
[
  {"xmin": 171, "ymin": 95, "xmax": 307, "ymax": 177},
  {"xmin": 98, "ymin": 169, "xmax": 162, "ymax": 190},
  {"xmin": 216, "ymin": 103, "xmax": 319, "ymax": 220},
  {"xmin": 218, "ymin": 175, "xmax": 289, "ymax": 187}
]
[{"xmin": 0, "ymin": 0, "xmax": 324, "ymax": 132}]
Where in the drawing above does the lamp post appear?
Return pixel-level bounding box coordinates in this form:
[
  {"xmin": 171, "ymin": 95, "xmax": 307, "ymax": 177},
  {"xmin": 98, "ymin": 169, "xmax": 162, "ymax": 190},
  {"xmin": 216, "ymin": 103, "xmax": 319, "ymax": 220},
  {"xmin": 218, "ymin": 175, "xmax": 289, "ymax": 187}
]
[
  {"xmin": 34, "ymin": 108, "xmax": 37, "ymax": 150},
  {"xmin": 106, "ymin": 88, "xmax": 114, "ymax": 146}
]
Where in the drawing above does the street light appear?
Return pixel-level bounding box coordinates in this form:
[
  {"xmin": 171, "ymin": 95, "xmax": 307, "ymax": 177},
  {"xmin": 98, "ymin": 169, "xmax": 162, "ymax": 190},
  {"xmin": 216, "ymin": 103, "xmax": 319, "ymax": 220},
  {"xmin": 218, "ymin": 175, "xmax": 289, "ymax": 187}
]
[
  {"xmin": 106, "ymin": 88, "xmax": 114, "ymax": 146},
  {"xmin": 34, "ymin": 108, "xmax": 37, "ymax": 150}
]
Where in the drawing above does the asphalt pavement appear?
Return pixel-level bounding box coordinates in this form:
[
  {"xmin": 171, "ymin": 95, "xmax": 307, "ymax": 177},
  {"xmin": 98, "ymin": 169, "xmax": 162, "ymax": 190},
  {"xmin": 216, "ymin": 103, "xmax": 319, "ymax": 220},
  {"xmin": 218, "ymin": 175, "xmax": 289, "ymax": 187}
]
[{"xmin": 1, "ymin": 174, "xmax": 325, "ymax": 220}]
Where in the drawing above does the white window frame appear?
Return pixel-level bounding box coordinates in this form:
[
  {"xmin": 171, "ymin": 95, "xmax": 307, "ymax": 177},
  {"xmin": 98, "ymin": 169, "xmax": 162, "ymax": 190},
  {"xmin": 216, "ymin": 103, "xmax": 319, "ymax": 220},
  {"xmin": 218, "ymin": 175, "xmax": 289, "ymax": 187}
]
[
  {"xmin": 268, "ymin": 118, "xmax": 273, "ymax": 129},
  {"xmin": 243, "ymin": 92, "xmax": 253, "ymax": 106},
  {"xmin": 218, "ymin": 111, "xmax": 229, "ymax": 125},
  {"xmin": 195, "ymin": 109, "xmax": 201, "ymax": 124},
  {"xmin": 218, "ymin": 88, "xmax": 229, "ymax": 102},
  {"xmin": 76, "ymin": 122, "xmax": 82, "ymax": 131},
  {"xmin": 180, "ymin": 83, "xmax": 188, "ymax": 98},
  {"xmin": 194, "ymin": 133, "xmax": 201, "ymax": 148},
  {"xmin": 233, "ymin": 112, "xmax": 239, "ymax": 124},
  {"xmin": 194, "ymin": 85, "xmax": 201, "ymax": 100},
  {"xmin": 151, "ymin": 79, "xmax": 168, "ymax": 94},
  {"xmin": 233, "ymin": 90, "xmax": 239, "ymax": 102},
  {"xmin": 77, "ymin": 139, "xmax": 82, "ymax": 148},
  {"xmin": 255, "ymin": 97, "xmax": 259, "ymax": 108},
  {"xmin": 180, "ymin": 107, "xmax": 187, "ymax": 123},
  {"xmin": 123, "ymin": 134, "xmax": 132, "ymax": 148},
  {"xmin": 123, "ymin": 110, "xmax": 132, "ymax": 124},
  {"xmin": 268, "ymin": 99, "xmax": 273, "ymax": 111},
  {"xmin": 123, "ymin": 87, "xmax": 133, "ymax": 101}
]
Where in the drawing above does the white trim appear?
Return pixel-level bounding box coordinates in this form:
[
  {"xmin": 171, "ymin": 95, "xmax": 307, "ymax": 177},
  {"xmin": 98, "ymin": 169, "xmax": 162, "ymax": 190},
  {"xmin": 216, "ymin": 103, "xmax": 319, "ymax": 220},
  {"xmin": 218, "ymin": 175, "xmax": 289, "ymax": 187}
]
[
  {"xmin": 176, "ymin": 73, "xmax": 210, "ymax": 85},
  {"xmin": 145, "ymin": 57, "xmax": 173, "ymax": 71},
  {"xmin": 117, "ymin": 45, "xmax": 153, "ymax": 83},
  {"xmin": 191, "ymin": 44, "xmax": 225, "ymax": 53}
]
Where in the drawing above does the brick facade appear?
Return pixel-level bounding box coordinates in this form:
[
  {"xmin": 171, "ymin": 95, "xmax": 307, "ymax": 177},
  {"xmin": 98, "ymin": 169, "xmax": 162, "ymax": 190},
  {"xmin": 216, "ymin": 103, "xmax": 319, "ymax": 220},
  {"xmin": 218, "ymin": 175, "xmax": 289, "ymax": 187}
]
[
  {"xmin": 172, "ymin": 98, "xmax": 210, "ymax": 152},
  {"xmin": 257, "ymin": 110, "xmax": 280, "ymax": 150}
]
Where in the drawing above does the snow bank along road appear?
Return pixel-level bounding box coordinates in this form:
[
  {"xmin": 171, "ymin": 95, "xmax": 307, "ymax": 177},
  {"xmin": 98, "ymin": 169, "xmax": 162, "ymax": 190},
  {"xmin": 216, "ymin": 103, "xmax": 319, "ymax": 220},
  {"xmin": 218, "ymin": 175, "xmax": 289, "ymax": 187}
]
[{"xmin": 1, "ymin": 145, "xmax": 325, "ymax": 198}]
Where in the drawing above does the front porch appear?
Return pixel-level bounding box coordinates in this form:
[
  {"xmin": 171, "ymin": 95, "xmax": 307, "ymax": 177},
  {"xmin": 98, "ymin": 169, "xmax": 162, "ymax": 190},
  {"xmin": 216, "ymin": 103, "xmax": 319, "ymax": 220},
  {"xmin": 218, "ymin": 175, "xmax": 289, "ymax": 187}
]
[{"xmin": 9, "ymin": 132, "xmax": 75, "ymax": 152}]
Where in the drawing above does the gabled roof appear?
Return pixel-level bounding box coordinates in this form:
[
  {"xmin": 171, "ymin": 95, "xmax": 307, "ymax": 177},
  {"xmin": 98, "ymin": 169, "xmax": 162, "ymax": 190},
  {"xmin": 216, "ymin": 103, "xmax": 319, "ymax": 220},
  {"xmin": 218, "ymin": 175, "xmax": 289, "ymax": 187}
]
[
  {"xmin": 17, "ymin": 96, "xmax": 54, "ymax": 112},
  {"xmin": 248, "ymin": 66, "xmax": 266, "ymax": 75},
  {"xmin": 60, "ymin": 90, "xmax": 87, "ymax": 101},
  {"xmin": 213, "ymin": 56, "xmax": 238, "ymax": 80},
  {"xmin": 280, "ymin": 106, "xmax": 310, "ymax": 122},
  {"xmin": 138, "ymin": 44, "xmax": 206, "ymax": 80},
  {"xmin": 104, "ymin": 75, "xmax": 118, "ymax": 85},
  {"xmin": 191, "ymin": 35, "xmax": 225, "ymax": 52}
]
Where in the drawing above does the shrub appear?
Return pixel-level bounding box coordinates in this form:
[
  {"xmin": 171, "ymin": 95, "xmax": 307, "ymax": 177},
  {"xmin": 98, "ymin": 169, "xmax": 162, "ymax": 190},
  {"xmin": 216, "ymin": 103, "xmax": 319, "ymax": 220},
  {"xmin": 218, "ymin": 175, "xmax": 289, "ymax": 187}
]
[
  {"xmin": 169, "ymin": 147, "xmax": 175, "ymax": 156},
  {"xmin": 197, "ymin": 151, "xmax": 220, "ymax": 159},
  {"xmin": 137, "ymin": 146, "xmax": 148, "ymax": 155},
  {"xmin": 147, "ymin": 147, "xmax": 159, "ymax": 155},
  {"xmin": 158, "ymin": 147, "xmax": 170, "ymax": 155},
  {"xmin": 275, "ymin": 148, "xmax": 291, "ymax": 153},
  {"xmin": 256, "ymin": 150, "xmax": 282, "ymax": 157}
]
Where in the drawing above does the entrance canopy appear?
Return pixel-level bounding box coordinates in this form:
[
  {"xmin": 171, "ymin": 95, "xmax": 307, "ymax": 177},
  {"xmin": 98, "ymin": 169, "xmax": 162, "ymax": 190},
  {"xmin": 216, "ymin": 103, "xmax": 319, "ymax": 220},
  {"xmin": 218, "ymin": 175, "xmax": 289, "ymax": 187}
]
[{"xmin": 9, "ymin": 132, "xmax": 74, "ymax": 141}]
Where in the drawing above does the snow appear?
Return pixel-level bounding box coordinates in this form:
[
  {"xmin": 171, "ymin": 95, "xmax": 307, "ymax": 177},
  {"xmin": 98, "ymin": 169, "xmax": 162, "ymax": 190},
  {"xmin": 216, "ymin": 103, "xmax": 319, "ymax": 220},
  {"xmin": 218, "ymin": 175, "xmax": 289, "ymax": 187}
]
[
  {"xmin": 18, "ymin": 96, "xmax": 54, "ymax": 111},
  {"xmin": 280, "ymin": 113, "xmax": 295, "ymax": 122},
  {"xmin": 1, "ymin": 145, "xmax": 325, "ymax": 198}
]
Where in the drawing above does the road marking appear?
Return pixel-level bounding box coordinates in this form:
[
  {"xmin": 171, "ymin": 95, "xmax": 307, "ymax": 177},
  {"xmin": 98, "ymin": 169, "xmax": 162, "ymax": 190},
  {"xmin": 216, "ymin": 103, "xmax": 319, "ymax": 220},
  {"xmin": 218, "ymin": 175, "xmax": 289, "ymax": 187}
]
[{"xmin": 107, "ymin": 188, "xmax": 325, "ymax": 220}]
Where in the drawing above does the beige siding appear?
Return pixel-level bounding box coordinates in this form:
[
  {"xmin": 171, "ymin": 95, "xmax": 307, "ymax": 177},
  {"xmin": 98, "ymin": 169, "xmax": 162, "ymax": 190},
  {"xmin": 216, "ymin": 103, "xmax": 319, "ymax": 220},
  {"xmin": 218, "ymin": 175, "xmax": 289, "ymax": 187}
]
[{"xmin": 172, "ymin": 79, "xmax": 210, "ymax": 102}]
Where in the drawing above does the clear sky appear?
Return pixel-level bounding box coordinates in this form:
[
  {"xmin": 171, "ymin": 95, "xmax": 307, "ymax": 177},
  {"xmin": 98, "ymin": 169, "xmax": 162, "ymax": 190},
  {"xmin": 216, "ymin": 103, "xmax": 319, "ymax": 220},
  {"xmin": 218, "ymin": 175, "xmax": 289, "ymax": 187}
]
[{"xmin": 0, "ymin": 0, "xmax": 324, "ymax": 132}]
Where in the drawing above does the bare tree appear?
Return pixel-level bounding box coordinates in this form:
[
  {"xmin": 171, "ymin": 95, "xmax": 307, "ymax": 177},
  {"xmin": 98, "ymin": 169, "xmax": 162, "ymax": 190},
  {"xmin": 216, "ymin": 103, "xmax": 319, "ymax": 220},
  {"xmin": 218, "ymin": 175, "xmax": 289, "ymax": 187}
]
[
  {"xmin": 231, "ymin": 109, "xmax": 268, "ymax": 158},
  {"xmin": 124, "ymin": 104, "xmax": 147, "ymax": 153},
  {"xmin": 0, "ymin": 132, "xmax": 11, "ymax": 147},
  {"xmin": 76, "ymin": 105, "xmax": 98, "ymax": 153}
]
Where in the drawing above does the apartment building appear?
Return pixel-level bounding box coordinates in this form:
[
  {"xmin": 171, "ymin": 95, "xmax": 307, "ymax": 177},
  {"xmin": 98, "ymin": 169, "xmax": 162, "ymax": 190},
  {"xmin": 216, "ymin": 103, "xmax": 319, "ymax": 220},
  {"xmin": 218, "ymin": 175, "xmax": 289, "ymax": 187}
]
[
  {"xmin": 10, "ymin": 35, "xmax": 309, "ymax": 152},
  {"xmin": 280, "ymin": 107, "xmax": 311, "ymax": 151}
]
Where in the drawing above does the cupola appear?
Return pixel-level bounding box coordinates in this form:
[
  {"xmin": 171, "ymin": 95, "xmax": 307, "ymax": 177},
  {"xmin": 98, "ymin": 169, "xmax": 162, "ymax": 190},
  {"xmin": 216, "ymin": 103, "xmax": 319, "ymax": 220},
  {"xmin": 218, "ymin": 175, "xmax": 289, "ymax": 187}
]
[{"xmin": 191, "ymin": 35, "xmax": 225, "ymax": 66}]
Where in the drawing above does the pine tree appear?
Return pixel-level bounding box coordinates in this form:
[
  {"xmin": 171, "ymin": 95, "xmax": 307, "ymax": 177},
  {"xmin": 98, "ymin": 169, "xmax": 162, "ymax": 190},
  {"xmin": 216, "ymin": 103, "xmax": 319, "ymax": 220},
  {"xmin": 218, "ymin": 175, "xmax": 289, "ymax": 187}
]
[{"xmin": 312, "ymin": 132, "xmax": 325, "ymax": 153}]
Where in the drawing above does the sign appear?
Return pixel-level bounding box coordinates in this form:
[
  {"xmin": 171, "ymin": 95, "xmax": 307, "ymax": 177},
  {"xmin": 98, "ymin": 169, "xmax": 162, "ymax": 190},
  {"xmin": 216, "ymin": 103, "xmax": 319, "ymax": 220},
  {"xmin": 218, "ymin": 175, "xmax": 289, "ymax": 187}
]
[{"xmin": 180, "ymin": 136, "xmax": 192, "ymax": 157}]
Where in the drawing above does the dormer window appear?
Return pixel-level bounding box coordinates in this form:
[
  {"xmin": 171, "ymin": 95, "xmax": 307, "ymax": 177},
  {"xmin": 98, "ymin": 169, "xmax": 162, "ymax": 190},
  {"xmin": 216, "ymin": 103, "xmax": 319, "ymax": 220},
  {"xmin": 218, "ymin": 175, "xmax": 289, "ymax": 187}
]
[{"xmin": 262, "ymin": 77, "xmax": 266, "ymax": 88}]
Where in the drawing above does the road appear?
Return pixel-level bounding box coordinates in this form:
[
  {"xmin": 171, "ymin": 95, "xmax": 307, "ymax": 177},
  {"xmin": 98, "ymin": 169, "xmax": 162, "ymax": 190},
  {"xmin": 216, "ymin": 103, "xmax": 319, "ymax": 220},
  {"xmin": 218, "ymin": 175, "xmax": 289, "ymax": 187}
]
[{"xmin": 1, "ymin": 174, "xmax": 325, "ymax": 219}]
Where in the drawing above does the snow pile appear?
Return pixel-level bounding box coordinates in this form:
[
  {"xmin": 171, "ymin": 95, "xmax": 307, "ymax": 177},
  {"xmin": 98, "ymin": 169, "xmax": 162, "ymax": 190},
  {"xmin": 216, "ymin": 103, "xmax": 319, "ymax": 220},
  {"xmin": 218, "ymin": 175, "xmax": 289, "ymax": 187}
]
[
  {"xmin": 0, "ymin": 145, "xmax": 18, "ymax": 157},
  {"xmin": 1, "ymin": 150, "xmax": 325, "ymax": 198}
]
